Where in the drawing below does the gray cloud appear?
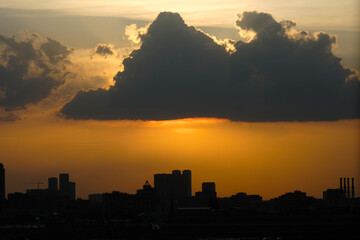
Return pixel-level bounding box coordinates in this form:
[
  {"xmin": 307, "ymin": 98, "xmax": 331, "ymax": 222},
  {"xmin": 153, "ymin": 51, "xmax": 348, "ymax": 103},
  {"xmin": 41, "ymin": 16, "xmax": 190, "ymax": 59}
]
[
  {"xmin": 92, "ymin": 43, "xmax": 115, "ymax": 58},
  {"xmin": 0, "ymin": 112, "xmax": 19, "ymax": 122},
  {"xmin": 61, "ymin": 11, "xmax": 359, "ymax": 122},
  {"xmin": 0, "ymin": 33, "xmax": 71, "ymax": 110},
  {"xmin": 40, "ymin": 37, "xmax": 73, "ymax": 64}
]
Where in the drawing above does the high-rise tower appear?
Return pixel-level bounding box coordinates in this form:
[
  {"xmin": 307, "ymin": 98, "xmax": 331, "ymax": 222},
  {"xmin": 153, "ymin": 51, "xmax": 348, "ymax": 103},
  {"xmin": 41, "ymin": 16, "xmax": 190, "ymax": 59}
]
[
  {"xmin": 0, "ymin": 163, "xmax": 5, "ymax": 200},
  {"xmin": 59, "ymin": 173, "xmax": 76, "ymax": 200},
  {"xmin": 183, "ymin": 170, "xmax": 192, "ymax": 197},
  {"xmin": 48, "ymin": 177, "xmax": 58, "ymax": 191},
  {"xmin": 59, "ymin": 173, "xmax": 69, "ymax": 193}
]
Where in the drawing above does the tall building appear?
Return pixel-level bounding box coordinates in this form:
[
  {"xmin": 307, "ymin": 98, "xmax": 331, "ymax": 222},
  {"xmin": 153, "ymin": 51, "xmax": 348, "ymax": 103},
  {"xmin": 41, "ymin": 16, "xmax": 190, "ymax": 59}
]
[
  {"xmin": 59, "ymin": 173, "xmax": 69, "ymax": 193},
  {"xmin": 59, "ymin": 173, "xmax": 76, "ymax": 200},
  {"xmin": 183, "ymin": 170, "xmax": 192, "ymax": 197},
  {"xmin": 154, "ymin": 170, "xmax": 192, "ymax": 202},
  {"xmin": 48, "ymin": 177, "xmax": 58, "ymax": 191},
  {"xmin": 68, "ymin": 182, "xmax": 76, "ymax": 200},
  {"xmin": 0, "ymin": 163, "xmax": 5, "ymax": 200}
]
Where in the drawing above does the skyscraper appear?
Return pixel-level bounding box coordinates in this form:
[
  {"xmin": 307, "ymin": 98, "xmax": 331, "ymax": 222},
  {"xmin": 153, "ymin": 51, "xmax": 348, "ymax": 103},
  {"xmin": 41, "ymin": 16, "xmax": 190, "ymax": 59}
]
[
  {"xmin": 59, "ymin": 173, "xmax": 69, "ymax": 193},
  {"xmin": 68, "ymin": 182, "xmax": 76, "ymax": 200},
  {"xmin": 48, "ymin": 177, "xmax": 58, "ymax": 191},
  {"xmin": 0, "ymin": 163, "xmax": 5, "ymax": 200},
  {"xmin": 183, "ymin": 170, "xmax": 192, "ymax": 197},
  {"xmin": 59, "ymin": 173, "xmax": 76, "ymax": 200}
]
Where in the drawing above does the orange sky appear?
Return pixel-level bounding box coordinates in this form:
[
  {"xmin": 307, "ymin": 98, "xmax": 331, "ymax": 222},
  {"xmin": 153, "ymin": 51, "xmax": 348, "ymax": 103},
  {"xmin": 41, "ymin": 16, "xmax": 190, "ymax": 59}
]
[{"xmin": 0, "ymin": 118, "xmax": 358, "ymax": 200}]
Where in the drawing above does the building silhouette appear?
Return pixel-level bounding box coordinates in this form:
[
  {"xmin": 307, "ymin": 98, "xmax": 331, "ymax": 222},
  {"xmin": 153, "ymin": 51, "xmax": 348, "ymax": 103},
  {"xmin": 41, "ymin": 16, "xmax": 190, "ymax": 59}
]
[
  {"xmin": 2, "ymin": 168, "xmax": 360, "ymax": 239},
  {"xmin": 154, "ymin": 170, "xmax": 191, "ymax": 202},
  {"xmin": 68, "ymin": 182, "xmax": 76, "ymax": 200},
  {"xmin": 137, "ymin": 180, "xmax": 156, "ymax": 195},
  {"xmin": 195, "ymin": 182, "xmax": 217, "ymax": 199},
  {"xmin": 59, "ymin": 173, "xmax": 69, "ymax": 192},
  {"xmin": 48, "ymin": 177, "xmax": 58, "ymax": 191},
  {"xmin": 323, "ymin": 189, "xmax": 345, "ymax": 203},
  {"xmin": 202, "ymin": 182, "xmax": 216, "ymax": 196},
  {"xmin": 0, "ymin": 163, "xmax": 4, "ymax": 200},
  {"xmin": 339, "ymin": 177, "xmax": 355, "ymax": 199},
  {"xmin": 323, "ymin": 177, "xmax": 355, "ymax": 203},
  {"xmin": 59, "ymin": 173, "xmax": 76, "ymax": 200}
]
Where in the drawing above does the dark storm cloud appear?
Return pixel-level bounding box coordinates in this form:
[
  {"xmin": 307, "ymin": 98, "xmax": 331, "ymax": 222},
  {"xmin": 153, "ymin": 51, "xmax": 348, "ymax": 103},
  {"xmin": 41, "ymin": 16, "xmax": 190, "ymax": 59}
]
[
  {"xmin": 229, "ymin": 11, "xmax": 359, "ymax": 121},
  {"xmin": 0, "ymin": 34, "xmax": 71, "ymax": 109},
  {"xmin": 92, "ymin": 43, "xmax": 115, "ymax": 57},
  {"xmin": 61, "ymin": 11, "xmax": 359, "ymax": 121}
]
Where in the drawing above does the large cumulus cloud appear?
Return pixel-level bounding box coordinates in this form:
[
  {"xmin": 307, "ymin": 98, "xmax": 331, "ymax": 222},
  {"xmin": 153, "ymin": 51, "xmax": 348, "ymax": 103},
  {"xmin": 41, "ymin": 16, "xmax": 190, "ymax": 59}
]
[
  {"xmin": 0, "ymin": 33, "xmax": 72, "ymax": 110},
  {"xmin": 61, "ymin": 11, "xmax": 359, "ymax": 121}
]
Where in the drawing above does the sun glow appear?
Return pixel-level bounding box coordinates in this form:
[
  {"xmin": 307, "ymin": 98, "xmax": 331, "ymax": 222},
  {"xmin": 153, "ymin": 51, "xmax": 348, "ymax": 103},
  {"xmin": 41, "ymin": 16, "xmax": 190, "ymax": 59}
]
[
  {"xmin": 147, "ymin": 118, "xmax": 228, "ymax": 127},
  {"xmin": 2, "ymin": 118, "xmax": 358, "ymax": 199}
]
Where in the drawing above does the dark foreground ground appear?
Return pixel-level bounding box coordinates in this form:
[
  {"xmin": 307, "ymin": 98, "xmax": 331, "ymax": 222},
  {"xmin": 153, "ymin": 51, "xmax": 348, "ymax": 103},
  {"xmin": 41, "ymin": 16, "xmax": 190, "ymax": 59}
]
[
  {"xmin": 0, "ymin": 210, "xmax": 359, "ymax": 240},
  {"xmin": 1, "ymin": 193, "xmax": 359, "ymax": 239}
]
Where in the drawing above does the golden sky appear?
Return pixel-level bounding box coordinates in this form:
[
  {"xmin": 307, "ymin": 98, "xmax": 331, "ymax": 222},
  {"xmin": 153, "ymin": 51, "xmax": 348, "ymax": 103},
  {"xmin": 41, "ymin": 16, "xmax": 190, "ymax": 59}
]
[
  {"xmin": 0, "ymin": 118, "xmax": 359, "ymax": 199},
  {"xmin": 0, "ymin": 0, "xmax": 358, "ymax": 30}
]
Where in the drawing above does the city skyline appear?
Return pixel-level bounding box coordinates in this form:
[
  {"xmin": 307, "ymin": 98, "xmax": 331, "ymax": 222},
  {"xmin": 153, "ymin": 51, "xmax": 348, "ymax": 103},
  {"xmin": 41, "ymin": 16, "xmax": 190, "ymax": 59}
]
[
  {"xmin": 1, "ymin": 166, "xmax": 358, "ymax": 239},
  {"xmin": 1, "ymin": 163, "xmax": 357, "ymax": 201},
  {"xmin": 0, "ymin": 120, "xmax": 359, "ymax": 199}
]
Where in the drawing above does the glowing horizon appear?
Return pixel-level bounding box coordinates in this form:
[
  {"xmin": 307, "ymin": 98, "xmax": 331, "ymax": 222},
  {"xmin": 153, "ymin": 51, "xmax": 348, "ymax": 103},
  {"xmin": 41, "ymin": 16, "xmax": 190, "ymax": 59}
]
[{"xmin": 0, "ymin": 117, "xmax": 358, "ymax": 200}]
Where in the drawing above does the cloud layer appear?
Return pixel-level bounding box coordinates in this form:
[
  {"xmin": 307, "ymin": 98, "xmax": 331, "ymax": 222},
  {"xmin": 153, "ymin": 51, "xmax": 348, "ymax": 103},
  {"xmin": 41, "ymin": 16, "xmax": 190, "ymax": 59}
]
[
  {"xmin": 61, "ymin": 11, "xmax": 359, "ymax": 122},
  {"xmin": 0, "ymin": 33, "xmax": 72, "ymax": 109}
]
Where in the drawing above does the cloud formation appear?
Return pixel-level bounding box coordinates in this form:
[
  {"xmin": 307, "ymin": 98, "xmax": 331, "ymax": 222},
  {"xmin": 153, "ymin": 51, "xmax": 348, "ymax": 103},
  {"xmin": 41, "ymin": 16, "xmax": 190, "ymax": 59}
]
[
  {"xmin": 61, "ymin": 11, "xmax": 359, "ymax": 122},
  {"xmin": 0, "ymin": 112, "xmax": 19, "ymax": 121},
  {"xmin": 0, "ymin": 33, "xmax": 72, "ymax": 110},
  {"xmin": 91, "ymin": 43, "xmax": 115, "ymax": 58}
]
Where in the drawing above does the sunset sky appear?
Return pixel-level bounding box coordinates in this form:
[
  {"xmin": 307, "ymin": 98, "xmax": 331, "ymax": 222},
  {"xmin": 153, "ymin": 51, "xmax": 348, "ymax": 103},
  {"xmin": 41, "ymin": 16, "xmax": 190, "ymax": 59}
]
[{"xmin": 0, "ymin": 0, "xmax": 359, "ymax": 199}]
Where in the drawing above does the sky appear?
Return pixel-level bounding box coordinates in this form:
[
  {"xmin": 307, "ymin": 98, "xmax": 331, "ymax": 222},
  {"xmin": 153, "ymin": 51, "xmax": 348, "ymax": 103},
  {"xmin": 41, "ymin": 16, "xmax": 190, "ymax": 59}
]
[
  {"xmin": 0, "ymin": 0, "xmax": 358, "ymax": 30},
  {"xmin": 0, "ymin": 0, "xmax": 359, "ymax": 199}
]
